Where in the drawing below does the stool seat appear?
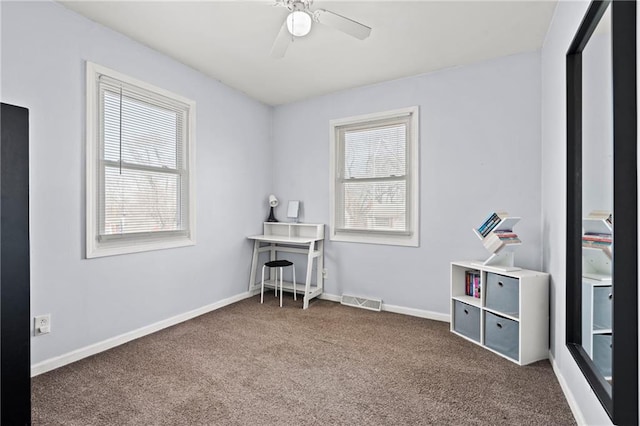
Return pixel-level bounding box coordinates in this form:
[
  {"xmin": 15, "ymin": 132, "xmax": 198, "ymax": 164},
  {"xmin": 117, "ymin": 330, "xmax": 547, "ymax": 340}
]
[
  {"xmin": 261, "ymin": 259, "xmax": 296, "ymax": 307},
  {"xmin": 265, "ymin": 260, "xmax": 293, "ymax": 268}
]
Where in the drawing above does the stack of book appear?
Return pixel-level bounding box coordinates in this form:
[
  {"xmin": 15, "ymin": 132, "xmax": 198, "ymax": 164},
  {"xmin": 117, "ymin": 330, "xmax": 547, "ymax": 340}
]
[
  {"xmin": 476, "ymin": 211, "xmax": 508, "ymax": 237},
  {"xmin": 483, "ymin": 230, "xmax": 522, "ymax": 253},
  {"xmin": 474, "ymin": 211, "xmax": 521, "ymax": 253},
  {"xmin": 582, "ymin": 233, "xmax": 612, "ymax": 250},
  {"xmin": 465, "ymin": 270, "xmax": 481, "ymax": 298},
  {"xmin": 583, "ymin": 211, "xmax": 613, "ymax": 259}
]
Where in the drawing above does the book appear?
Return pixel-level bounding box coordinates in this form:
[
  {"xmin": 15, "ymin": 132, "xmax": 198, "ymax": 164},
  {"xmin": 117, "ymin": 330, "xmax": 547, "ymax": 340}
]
[
  {"xmin": 465, "ymin": 270, "xmax": 481, "ymax": 298},
  {"xmin": 582, "ymin": 235, "xmax": 612, "ymax": 243},
  {"xmin": 484, "ymin": 233, "xmax": 522, "ymax": 253},
  {"xmin": 493, "ymin": 231, "xmax": 517, "ymax": 239},
  {"xmin": 582, "ymin": 240, "xmax": 612, "ymax": 248},
  {"xmin": 483, "ymin": 230, "xmax": 521, "ymax": 249},
  {"xmin": 476, "ymin": 211, "xmax": 508, "ymax": 237},
  {"xmin": 476, "ymin": 212, "xmax": 496, "ymax": 233}
]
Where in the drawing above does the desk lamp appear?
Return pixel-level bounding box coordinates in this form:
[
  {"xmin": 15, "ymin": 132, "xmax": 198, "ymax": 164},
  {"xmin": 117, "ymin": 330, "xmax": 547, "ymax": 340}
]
[{"xmin": 267, "ymin": 194, "xmax": 279, "ymax": 222}]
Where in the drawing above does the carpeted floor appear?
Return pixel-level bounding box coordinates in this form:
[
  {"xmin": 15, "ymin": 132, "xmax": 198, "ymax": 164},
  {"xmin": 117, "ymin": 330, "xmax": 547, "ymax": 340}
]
[{"xmin": 32, "ymin": 296, "xmax": 575, "ymax": 425}]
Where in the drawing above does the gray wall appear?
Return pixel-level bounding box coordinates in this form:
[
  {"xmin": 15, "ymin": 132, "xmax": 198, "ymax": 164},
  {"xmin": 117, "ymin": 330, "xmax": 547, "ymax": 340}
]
[
  {"xmin": 271, "ymin": 52, "xmax": 543, "ymax": 315},
  {"xmin": 1, "ymin": 1, "xmax": 272, "ymax": 365}
]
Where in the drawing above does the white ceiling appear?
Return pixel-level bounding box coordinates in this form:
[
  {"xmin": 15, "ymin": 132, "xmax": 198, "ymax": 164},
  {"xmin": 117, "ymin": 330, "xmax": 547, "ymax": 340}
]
[{"xmin": 59, "ymin": 1, "xmax": 557, "ymax": 106}]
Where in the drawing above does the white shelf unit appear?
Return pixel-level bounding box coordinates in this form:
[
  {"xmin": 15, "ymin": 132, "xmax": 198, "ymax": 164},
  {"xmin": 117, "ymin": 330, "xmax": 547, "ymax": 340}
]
[
  {"xmin": 582, "ymin": 277, "xmax": 612, "ymax": 380},
  {"xmin": 472, "ymin": 216, "xmax": 522, "ymax": 270},
  {"xmin": 450, "ymin": 261, "xmax": 549, "ymax": 365},
  {"xmin": 263, "ymin": 222, "xmax": 324, "ymax": 240},
  {"xmin": 581, "ymin": 215, "xmax": 612, "ymax": 379}
]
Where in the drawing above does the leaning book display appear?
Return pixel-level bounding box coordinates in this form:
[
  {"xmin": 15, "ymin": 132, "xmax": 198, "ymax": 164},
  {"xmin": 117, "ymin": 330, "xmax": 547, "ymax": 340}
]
[
  {"xmin": 472, "ymin": 211, "xmax": 522, "ymax": 271},
  {"xmin": 582, "ymin": 211, "xmax": 613, "ymax": 279}
]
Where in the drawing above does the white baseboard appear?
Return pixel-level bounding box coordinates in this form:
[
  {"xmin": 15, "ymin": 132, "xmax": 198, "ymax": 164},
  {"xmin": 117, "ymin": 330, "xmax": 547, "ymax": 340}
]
[
  {"xmin": 383, "ymin": 302, "xmax": 450, "ymax": 322},
  {"xmin": 548, "ymin": 352, "xmax": 585, "ymax": 425},
  {"xmin": 319, "ymin": 293, "xmax": 450, "ymax": 322},
  {"xmin": 318, "ymin": 292, "xmax": 341, "ymax": 302},
  {"xmin": 31, "ymin": 291, "xmax": 254, "ymax": 377}
]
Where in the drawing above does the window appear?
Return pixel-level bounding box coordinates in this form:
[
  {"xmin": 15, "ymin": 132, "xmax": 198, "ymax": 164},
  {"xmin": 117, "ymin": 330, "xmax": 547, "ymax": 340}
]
[
  {"xmin": 330, "ymin": 107, "xmax": 419, "ymax": 246},
  {"xmin": 86, "ymin": 62, "xmax": 195, "ymax": 258}
]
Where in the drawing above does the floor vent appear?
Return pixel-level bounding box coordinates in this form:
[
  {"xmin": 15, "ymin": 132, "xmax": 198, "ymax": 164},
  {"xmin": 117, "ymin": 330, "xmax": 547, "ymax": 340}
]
[{"xmin": 340, "ymin": 294, "xmax": 382, "ymax": 312}]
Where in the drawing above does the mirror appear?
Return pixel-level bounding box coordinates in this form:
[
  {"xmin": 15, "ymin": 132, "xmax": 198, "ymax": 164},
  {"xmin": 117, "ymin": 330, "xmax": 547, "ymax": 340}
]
[
  {"xmin": 566, "ymin": 1, "xmax": 637, "ymax": 423},
  {"xmin": 580, "ymin": 4, "xmax": 612, "ymax": 392}
]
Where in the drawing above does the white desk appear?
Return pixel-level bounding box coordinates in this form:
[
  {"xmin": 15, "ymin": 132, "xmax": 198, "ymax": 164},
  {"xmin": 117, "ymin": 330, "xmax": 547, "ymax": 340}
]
[{"xmin": 248, "ymin": 223, "xmax": 324, "ymax": 309}]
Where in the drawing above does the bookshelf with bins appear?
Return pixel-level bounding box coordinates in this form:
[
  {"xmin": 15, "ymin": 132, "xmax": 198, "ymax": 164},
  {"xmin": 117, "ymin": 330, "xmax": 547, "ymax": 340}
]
[
  {"xmin": 450, "ymin": 261, "xmax": 549, "ymax": 365},
  {"xmin": 581, "ymin": 212, "xmax": 613, "ymax": 380}
]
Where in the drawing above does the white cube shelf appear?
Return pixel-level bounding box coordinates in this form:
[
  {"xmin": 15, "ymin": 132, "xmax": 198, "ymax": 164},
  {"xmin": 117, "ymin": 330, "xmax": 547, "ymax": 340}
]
[{"xmin": 450, "ymin": 261, "xmax": 549, "ymax": 365}]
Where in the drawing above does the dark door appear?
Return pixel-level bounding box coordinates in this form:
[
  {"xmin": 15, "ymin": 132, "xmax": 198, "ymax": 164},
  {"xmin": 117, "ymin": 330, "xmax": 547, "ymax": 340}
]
[{"xmin": 1, "ymin": 103, "xmax": 31, "ymax": 425}]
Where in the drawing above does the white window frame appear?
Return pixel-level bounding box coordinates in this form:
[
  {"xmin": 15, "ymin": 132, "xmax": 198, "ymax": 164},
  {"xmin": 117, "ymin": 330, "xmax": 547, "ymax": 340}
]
[
  {"xmin": 329, "ymin": 106, "xmax": 419, "ymax": 247},
  {"xmin": 86, "ymin": 61, "xmax": 196, "ymax": 258}
]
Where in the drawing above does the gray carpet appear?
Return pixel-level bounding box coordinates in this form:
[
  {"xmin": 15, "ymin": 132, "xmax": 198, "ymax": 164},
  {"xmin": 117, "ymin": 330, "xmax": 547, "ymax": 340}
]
[{"xmin": 32, "ymin": 296, "xmax": 575, "ymax": 425}]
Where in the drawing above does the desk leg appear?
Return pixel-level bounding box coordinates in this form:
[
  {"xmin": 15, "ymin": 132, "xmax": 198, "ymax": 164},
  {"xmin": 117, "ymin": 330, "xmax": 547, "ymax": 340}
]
[
  {"xmin": 303, "ymin": 241, "xmax": 314, "ymax": 309},
  {"xmin": 270, "ymin": 243, "xmax": 277, "ymax": 297},
  {"xmin": 316, "ymin": 239, "xmax": 324, "ymax": 293},
  {"xmin": 248, "ymin": 240, "xmax": 260, "ymax": 292}
]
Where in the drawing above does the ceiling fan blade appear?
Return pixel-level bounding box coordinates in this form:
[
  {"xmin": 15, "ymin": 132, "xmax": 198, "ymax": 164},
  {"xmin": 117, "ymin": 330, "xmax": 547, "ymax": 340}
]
[
  {"xmin": 270, "ymin": 20, "xmax": 291, "ymax": 58},
  {"xmin": 314, "ymin": 9, "xmax": 371, "ymax": 40}
]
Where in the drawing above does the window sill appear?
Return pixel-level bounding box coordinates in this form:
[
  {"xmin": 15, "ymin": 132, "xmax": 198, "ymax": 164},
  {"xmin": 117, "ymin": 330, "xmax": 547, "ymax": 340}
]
[
  {"xmin": 86, "ymin": 235, "xmax": 195, "ymax": 258},
  {"xmin": 330, "ymin": 231, "xmax": 418, "ymax": 247}
]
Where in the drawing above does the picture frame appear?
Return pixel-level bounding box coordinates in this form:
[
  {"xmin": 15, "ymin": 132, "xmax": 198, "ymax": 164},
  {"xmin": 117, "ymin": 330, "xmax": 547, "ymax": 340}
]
[{"xmin": 287, "ymin": 201, "xmax": 300, "ymax": 222}]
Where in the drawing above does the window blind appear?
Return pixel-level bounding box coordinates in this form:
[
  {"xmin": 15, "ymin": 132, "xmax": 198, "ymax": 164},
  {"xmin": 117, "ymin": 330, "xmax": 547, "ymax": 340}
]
[
  {"xmin": 98, "ymin": 75, "xmax": 190, "ymax": 239},
  {"xmin": 336, "ymin": 117, "xmax": 410, "ymax": 234}
]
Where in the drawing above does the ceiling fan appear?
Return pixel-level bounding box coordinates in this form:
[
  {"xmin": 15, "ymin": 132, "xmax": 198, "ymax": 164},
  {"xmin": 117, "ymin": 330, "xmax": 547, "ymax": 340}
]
[{"xmin": 270, "ymin": 0, "xmax": 372, "ymax": 58}]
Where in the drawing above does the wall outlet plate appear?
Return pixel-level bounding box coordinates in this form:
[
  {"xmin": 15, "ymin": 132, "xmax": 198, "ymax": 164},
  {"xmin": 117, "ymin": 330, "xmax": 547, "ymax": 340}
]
[{"xmin": 34, "ymin": 314, "xmax": 51, "ymax": 336}]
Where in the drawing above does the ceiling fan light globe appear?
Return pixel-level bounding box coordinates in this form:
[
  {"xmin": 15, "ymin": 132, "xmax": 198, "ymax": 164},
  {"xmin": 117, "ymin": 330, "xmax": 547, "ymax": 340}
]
[{"xmin": 286, "ymin": 11, "xmax": 312, "ymax": 37}]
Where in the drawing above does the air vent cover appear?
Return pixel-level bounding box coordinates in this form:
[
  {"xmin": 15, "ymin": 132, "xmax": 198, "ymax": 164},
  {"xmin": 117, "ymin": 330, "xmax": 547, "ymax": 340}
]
[{"xmin": 340, "ymin": 294, "xmax": 382, "ymax": 312}]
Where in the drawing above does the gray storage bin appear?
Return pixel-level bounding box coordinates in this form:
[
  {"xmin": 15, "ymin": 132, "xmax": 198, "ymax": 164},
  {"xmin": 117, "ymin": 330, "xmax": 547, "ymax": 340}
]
[
  {"xmin": 484, "ymin": 311, "xmax": 519, "ymax": 361},
  {"xmin": 485, "ymin": 273, "xmax": 520, "ymax": 317},
  {"xmin": 453, "ymin": 301, "xmax": 480, "ymax": 342},
  {"xmin": 593, "ymin": 334, "xmax": 612, "ymax": 378},
  {"xmin": 592, "ymin": 286, "xmax": 612, "ymax": 331}
]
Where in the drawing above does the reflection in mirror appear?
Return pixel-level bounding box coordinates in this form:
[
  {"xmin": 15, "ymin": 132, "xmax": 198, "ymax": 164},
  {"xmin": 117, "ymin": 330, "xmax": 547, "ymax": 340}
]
[{"xmin": 580, "ymin": 4, "xmax": 612, "ymax": 395}]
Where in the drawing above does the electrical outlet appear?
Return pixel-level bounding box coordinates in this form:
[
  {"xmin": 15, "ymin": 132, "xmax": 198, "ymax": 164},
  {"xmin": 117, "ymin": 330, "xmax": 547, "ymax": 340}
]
[
  {"xmin": 34, "ymin": 314, "xmax": 51, "ymax": 336},
  {"xmin": 322, "ymin": 268, "xmax": 328, "ymax": 279}
]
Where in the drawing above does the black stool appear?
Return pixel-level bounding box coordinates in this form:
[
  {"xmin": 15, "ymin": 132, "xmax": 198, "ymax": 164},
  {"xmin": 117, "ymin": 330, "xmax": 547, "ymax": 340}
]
[{"xmin": 261, "ymin": 260, "xmax": 296, "ymax": 307}]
